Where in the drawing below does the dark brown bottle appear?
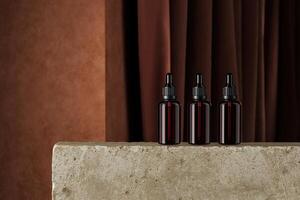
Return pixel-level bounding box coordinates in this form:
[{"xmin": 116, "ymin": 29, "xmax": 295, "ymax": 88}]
[
  {"xmin": 158, "ymin": 73, "xmax": 180, "ymax": 145},
  {"xmin": 189, "ymin": 73, "xmax": 210, "ymax": 144},
  {"xmin": 219, "ymin": 73, "xmax": 241, "ymax": 145}
]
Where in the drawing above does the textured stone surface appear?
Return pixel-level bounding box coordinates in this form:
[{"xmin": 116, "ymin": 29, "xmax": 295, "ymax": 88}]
[{"xmin": 52, "ymin": 143, "xmax": 300, "ymax": 200}]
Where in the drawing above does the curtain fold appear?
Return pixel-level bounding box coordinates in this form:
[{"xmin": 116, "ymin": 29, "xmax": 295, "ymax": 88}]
[
  {"xmin": 276, "ymin": 0, "xmax": 300, "ymax": 141},
  {"xmin": 138, "ymin": 0, "xmax": 171, "ymax": 141},
  {"xmin": 254, "ymin": 0, "xmax": 266, "ymax": 141},
  {"xmin": 107, "ymin": 0, "xmax": 300, "ymax": 142},
  {"xmin": 241, "ymin": 0, "xmax": 260, "ymax": 141},
  {"xmin": 185, "ymin": 0, "xmax": 212, "ymax": 140},
  {"xmin": 211, "ymin": 0, "xmax": 242, "ymax": 140},
  {"xmin": 264, "ymin": 0, "xmax": 279, "ymax": 141},
  {"xmin": 170, "ymin": 0, "xmax": 188, "ymax": 140}
]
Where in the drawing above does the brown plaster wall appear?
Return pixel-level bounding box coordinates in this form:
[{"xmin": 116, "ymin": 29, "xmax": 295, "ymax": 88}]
[
  {"xmin": 0, "ymin": 0, "xmax": 105, "ymax": 199},
  {"xmin": 106, "ymin": 0, "xmax": 130, "ymax": 141}
]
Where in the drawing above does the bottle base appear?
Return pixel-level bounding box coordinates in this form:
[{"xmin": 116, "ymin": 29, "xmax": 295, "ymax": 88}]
[
  {"xmin": 188, "ymin": 142, "xmax": 210, "ymax": 145},
  {"xmin": 219, "ymin": 142, "xmax": 241, "ymax": 145},
  {"xmin": 158, "ymin": 142, "xmax": 181, "ymax": 145}
]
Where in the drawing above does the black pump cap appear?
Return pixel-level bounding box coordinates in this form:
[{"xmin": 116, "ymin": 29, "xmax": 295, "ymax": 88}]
[
  {"xmin": 222, "ymin": 73, "xmax": 237, "ymax": 100},
  {"xmin": 193, "ymin": 73, "xmax": 206, "ymax": 100},
  {"xmin": 162, "ymin": 73, "xmax": 176, "ymax": 100}
]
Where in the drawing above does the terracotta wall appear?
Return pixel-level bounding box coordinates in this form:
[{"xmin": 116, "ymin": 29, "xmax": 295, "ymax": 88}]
[
  {"xmin": 106, "ymin": 0, "xmax": 130, "ymax": 141},
  {"xmin": 0, "ymin": 0, "xmax": 105, "ymax": 199}
]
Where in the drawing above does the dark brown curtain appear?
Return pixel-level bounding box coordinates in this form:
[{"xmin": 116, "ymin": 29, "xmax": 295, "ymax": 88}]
[{"xmin": 106, "ymin": 0, "xmax": 300, "ymax": 142}]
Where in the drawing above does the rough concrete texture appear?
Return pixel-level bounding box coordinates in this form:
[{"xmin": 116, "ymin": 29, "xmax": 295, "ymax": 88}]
[{"xmin": 52, "ymin": 143, "xmax": 300, "ymax": 200}]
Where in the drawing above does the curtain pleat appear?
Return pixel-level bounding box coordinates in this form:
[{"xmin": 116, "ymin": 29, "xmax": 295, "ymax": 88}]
[
  {"xmin": 170, "ymin": 0, "xmax": 188, "ymax": 140},
  {"xmin": 276, "ymin": 0, "xmax": 300, "ymax": 141},
  {"xmin": 138, "ymin": 0, "xmax": 171, "ymax": 141},
  {"xmin": 185, "ymin": 0, "xmax": 213, "ymax": 140},
  {"xmin": 264, "ymin": 0, "xmax": 279, "ymax": 141},
  {"xmin": 211, "ymin": 0, "xmax": 242, "ymax": 141},
  {"xmin": 254, "ymin": 0, "xmax": 266, "ymax": 141},
  {"xmin": 107, "ymin": 0, "xmax": 300, "ymax": 142}
]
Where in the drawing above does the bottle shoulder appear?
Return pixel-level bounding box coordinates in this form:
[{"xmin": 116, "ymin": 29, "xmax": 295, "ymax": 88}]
[
  {"xmin": 190, "ymin": 100, "xmax": 211, "ymax": 106},
  {"xmin": 219, "ymin": 99, "xmax": 241, "ymax": 106},
  {"xmin": 159, "ymin": 100, "xmax": 180, "ymax": 105}
]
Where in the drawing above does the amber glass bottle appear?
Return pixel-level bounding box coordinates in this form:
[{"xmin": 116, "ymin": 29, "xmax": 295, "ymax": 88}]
[
  {"xmin": 189, "ymin": 73, "xmax": 210, "ymax": 144},
  {"xmin": 158, "ymin": 73, "xmax": 180, "ymax": 145},
  {"xmin": 219, "ymin": 73, "xmax": 241, "ymax": 145}
]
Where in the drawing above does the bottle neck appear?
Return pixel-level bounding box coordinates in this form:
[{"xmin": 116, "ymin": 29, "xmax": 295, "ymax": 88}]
[
  {"xmin": 193, "ymin": 96, "xmax": 207, "ymax": 101},
  {"xmin": 221, "ymin": 97, "xmax": 239, "ymax": 102},
  {"xmin": 163, "ymin": 97, "xmax": 176, "ymax": 101},
  {"xmin": 222, "ymin": 95, "xmax": 237, "ymax": 100}
]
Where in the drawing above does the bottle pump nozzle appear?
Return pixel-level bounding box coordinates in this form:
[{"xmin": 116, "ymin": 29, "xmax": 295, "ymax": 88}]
[
  {"xmin": 222, "ymin": 73, "xmax": 237, "ymax": 99},
  {"xmin": 193, "ymin": 73, "xmax": 206, "ymax": 100},
  {"xmin": 162, "ymin": 73, "xmax": 176, "ymax": 100}
]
